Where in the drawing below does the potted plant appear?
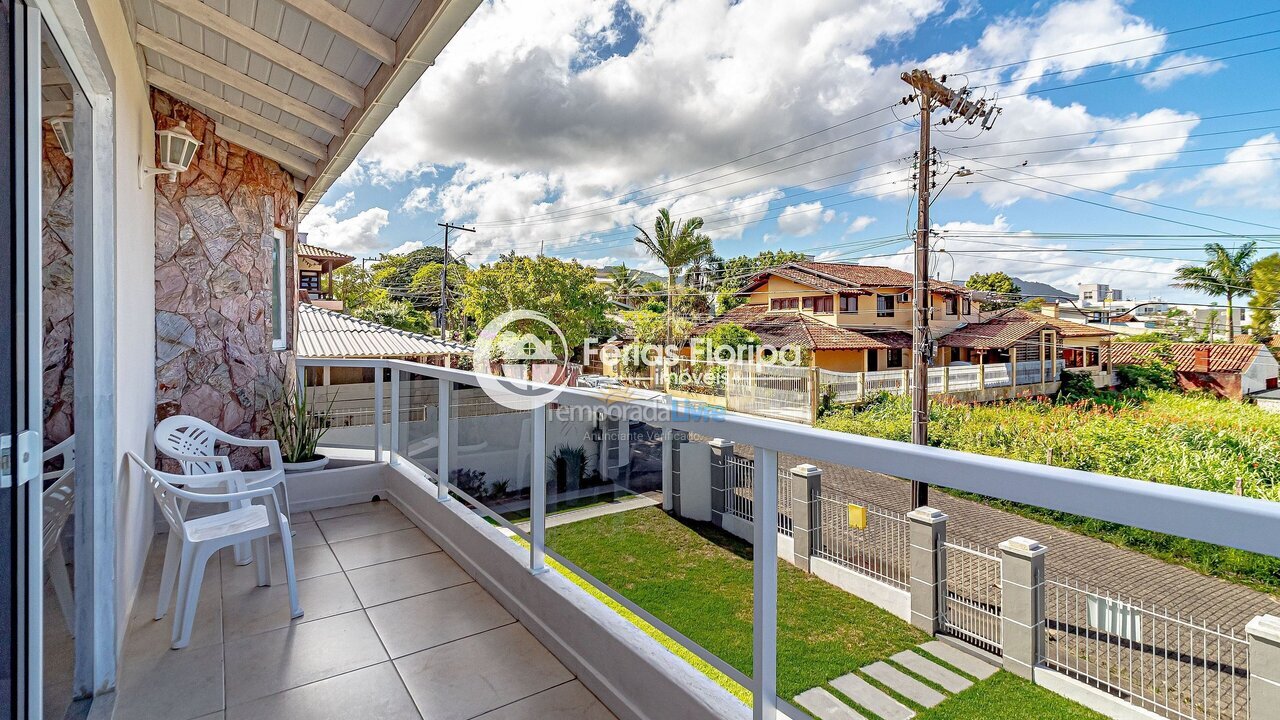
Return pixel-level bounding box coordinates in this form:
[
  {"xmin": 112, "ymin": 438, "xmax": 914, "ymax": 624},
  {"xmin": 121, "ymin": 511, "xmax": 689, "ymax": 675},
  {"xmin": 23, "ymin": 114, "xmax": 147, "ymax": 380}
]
[
  {"xmin": 270, "ymin": 385, "xmax": 333, "ymax": 472},
  {"xmin": 549, "ymin": 445, "xmax": 589, "ymax": 494}
]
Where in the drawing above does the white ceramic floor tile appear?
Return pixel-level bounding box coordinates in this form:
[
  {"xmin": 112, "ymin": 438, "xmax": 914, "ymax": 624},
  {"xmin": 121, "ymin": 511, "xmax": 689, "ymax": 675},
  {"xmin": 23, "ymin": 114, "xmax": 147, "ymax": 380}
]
[
  {"xmin": 316, "ymin": 511, "xmax": 414, "ymax": 543},
  {"xmin": 346, "ymin": 553, "xmax": 471, "ymax": 607},
  {"xmin": 225, "ymin": 662, "xmax": 420, "ymax": 720},
  {"xmin": 472, "ymin": 681, "xmax": 617, "ymax": 720},
  {"xmin": 367, "ymin": 583, "xmax": 514, "ymax": 658},
  {"xmin": 221, "ymin": 572, "xmax": 361, "ymax": 641},
  {"xmin": 329, "ymin": 528, "xmax": 440, "ymax": 571}
]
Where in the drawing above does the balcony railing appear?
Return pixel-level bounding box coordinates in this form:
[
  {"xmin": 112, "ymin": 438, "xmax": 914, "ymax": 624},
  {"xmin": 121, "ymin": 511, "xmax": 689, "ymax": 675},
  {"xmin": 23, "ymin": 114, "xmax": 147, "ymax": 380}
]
[{"xmin": 294, "ymin": 356, "xmax": 1280, "ymax": 720}]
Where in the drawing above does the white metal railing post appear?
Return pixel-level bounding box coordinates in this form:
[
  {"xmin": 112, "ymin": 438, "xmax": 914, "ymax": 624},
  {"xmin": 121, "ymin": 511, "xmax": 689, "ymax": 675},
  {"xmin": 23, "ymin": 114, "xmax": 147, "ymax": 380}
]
[
  {"xmin": 753, "ymin": 447, "xmax": 779, "ymax": 720},
  {"xmin": 530, "ymin": 404, "xmax": 549, "ymax": 575},
  {"xmin": 389, "ymin": 369, "xmax": 400, "ymax": 466},
  {"xmin": 373, "ymin": 367, "xmax": 385, "ymax": 462},
  {"xmin": 437, "ymin": 378, "xmax": 452, "ymax": 503}
]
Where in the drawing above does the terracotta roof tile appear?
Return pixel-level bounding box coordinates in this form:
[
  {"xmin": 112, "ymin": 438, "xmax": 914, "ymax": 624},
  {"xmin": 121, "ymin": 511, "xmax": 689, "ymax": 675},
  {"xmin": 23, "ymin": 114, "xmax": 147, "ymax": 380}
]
[
  {"xmin": 1110, "ymin": 342, "xmax": 1262, "ymax": 374},
  {"xmin": 741, "ymin": 261, "xmax": 967, "ymax": 295},
  {"xmin": 939, "ymin": 320, "xmax": 1048, "ymax": 350},
  {"xmin": 297, "ymin": 243, "xmax": 356, "ymax": 264},
  {"xmin": 993, "ymin": 307, "xmax": 1116, "ymax": 337},
  {"xmin": 694, "ymin": 304, "xmax": 902, "ymax": 350}
]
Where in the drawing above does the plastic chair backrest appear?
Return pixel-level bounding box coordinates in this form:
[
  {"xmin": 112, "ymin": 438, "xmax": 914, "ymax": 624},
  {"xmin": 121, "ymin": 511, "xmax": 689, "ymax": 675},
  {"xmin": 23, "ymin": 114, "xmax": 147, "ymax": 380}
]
[
  {"xmin": 42, "ymin": 473, "xmax": 75, "ymax": 551},
  {"xmin": 43, "ymin": 435, "xmax": 76, "ymax": 484},
  {"xmin": 136, "ymin": 459, "xmax": 190, "ymax": 534},
  {"xmin": 155, "ymin": 416, "xmax": 223, "ymax": 475}
]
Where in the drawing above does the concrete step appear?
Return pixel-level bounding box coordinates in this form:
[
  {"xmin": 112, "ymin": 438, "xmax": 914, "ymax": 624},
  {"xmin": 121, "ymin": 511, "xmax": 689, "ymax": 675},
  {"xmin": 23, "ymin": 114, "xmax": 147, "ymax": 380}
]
[
  {"xmin": 829, "ymin": 673, "xmax": 914, "ymax": 720},
  {"xmin": 890, "ymin": 651, "xmax": 972, "ymax": 693},
  {"xmin": 863, "ymin": 662, "xmax": 946, "ymax": 709},
  {"xmin": 795, "ymin": 688, "xmax": 868, "ymax": 720},
  {"xmin": 918, "ymin": 640, "xmax": 999, "ymax": 680}
]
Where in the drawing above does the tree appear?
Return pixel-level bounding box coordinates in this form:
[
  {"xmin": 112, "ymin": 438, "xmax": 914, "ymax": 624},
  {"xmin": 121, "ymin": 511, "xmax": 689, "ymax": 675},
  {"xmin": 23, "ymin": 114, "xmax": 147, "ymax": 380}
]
[
  {"xmin": 605, "ymin": 264, "xmax": 642, "ymax": 307},
  {"xmin": 694, "ymin": 322, "xmax": 760, "ymax": 361},
  {"xmin": 331, "ymin": 263, "xmax": 386, "ymax": 310},
  {"xmin": 622, "ymin": 309, "xmax": 692, "ymax": 346},
  {"xmin": 1247, "ymin": 253, "xmax": 1280, "ymax": 342},
  {"xmin": 405, "ymin": 261, "xmax": 468, "ymax": 315},
  {"xmin": 965, "ymin": 272, "xmax": 1021, "ymax": 310},
  {"xmin": 459, "ymin": 255, "xmax": 613, "ymax": 352},
  {"xmin": 715, "ymin": 249, "xmax": 811, "ymax": 313},
  {"xmin": 1173, "ymin": 241, "xmax": 1257, "ymax": 342},
  {"xmin": 634, "ymin": 208, "xmax": 713, "ymax": 344},
  {"xmin": 369, "ymin": 246, "xmax": 471, "ymax": 309},
  {"xmin": 683, "ymin": 252, "xmax": 723, "ymax": 294},
  {"xmin": 349, "ymin": 297, "xmax": 434, "ymax": 335}
]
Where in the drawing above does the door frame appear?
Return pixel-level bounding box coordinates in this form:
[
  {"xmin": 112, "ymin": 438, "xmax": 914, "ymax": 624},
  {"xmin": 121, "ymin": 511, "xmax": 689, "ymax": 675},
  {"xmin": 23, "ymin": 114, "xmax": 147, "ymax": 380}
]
[{"xmin": 33, "ymin": 0, "xmax": 119, "ymax": 703}]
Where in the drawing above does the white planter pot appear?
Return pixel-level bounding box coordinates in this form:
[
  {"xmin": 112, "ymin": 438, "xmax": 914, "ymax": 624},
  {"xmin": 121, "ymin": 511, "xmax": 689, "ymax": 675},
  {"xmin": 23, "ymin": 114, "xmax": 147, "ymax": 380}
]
[{"xmin": 283, "ymin": 455, "xmax": 329, "ymax": 473}]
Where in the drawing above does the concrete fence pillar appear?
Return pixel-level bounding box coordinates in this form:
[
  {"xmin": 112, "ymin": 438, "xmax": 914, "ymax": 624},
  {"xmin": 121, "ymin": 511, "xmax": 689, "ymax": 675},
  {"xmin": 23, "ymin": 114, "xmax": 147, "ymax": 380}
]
[
  {"xmin": 908, "ymin": 507, "xmax": 947, "ymax": 634},
  {"xmin": 901, "ymin": 368, "xmax": 911, "ymax": 394},
  {"xmin": 789, "ymin": 464, "xmax": 822, "ymax": 572},
  {"xmin": 709, "ymin": 439, "xmax": 735, "ymax": 529},
  {"xmin": 999, "ymin": 536, "xmax": 1047, "ymax": 679},
  {"xmin": 1247, "ymin": 615, "xmax": 1280, "ymax": 716}
]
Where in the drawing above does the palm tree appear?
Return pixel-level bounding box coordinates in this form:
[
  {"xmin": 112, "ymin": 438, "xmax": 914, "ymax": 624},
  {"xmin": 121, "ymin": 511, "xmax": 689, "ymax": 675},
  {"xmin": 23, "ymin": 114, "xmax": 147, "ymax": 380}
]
[
  {"xmin": 1173, "ymin": 241, "xmax": 1258, "ymax": 342},
  {"xmin": 634, "ymin": 208, "xmax": 714, "ymax": 344},
  {"xmin": 606, "ymin": 264, "xmax": 641, "ymax": 307}
]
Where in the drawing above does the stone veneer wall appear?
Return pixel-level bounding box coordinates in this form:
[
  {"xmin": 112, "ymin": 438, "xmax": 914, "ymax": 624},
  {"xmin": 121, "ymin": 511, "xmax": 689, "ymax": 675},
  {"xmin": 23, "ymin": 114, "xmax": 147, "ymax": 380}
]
[
  {"xmin": 152, "ymin": 89, "xmax": 298, "ymax": 460},
  {"xmin": 42, "ymin": 123, "xmax": 74, "ymax": 448}
]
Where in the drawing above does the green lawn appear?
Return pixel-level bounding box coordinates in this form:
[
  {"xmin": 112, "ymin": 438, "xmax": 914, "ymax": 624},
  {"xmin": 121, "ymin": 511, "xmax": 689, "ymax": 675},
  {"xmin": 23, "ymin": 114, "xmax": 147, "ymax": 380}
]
[
  {"xmin": 818, "ymin": 391, "xmax": 1280, "ymax": 594},
  {"xmin": 546, "ymin": 506, "xmax": 1103, "ymax": 719}
]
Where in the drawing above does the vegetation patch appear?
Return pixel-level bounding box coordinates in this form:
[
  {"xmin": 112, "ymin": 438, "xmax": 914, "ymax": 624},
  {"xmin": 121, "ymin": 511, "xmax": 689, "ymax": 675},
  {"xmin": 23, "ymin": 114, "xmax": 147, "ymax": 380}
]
[{"xmin": 819, "ymin": 391, "xmax": 1280, "ymax": 592}]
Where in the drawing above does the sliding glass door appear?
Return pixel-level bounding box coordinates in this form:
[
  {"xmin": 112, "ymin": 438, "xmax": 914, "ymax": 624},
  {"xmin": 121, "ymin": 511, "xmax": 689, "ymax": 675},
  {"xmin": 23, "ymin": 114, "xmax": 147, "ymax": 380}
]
[{"xmin": 1, "ymin": 1, "xmax": 45, "ymax": 717}]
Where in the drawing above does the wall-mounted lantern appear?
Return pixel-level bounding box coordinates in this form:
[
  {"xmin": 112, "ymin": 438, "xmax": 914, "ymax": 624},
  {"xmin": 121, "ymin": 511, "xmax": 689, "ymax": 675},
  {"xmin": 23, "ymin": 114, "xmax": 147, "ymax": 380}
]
[
  {"xmin": 48, "ymin": 116, "xmax": 74, "ymax": 158},
  {"xmin": 141, "ymin": 120, "xmax": 201, "ymax": 184}
]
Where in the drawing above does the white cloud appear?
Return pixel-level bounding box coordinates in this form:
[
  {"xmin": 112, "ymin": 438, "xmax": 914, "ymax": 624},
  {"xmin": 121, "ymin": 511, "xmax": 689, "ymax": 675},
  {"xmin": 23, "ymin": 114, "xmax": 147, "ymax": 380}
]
[
  {"xmin": 327, "ymin": 0, "xmax": 1214, "ymax": 257},
  {"xmin": 1137, "ymin": 54, "xmax": 1225, "ymax": 90},
  {"xmin": 389, "ymin": 241, "xmax": 426, "ymax": 255},
  {"xmin": 1194, "ymin": 134, "xmax": 1280, "ymax": 209},
  {"xmin": 777, "ymin": 202, "xmax": 835, "ymax": 237},
  {"xmin": 298, "ymin": 193, "xmax": 391, "ymax": 256},
  {"xmin": 400, "ymin": 186, "xmax": 435, "ymax": 214},
  {"xmin": 877, "ymin": 215, "xmax": 1184, "ymax": 298},
  {"xmin": 845, "ymin": 215, "xmax": 876, "ymax": 235}
]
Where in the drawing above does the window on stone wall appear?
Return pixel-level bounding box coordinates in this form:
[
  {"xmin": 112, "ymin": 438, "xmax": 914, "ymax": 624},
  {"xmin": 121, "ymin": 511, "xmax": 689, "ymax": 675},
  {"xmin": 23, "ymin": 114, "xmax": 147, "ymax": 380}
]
[{"xmin": 271, "ymin": 227, "xmax": 287, "ymax": 350}]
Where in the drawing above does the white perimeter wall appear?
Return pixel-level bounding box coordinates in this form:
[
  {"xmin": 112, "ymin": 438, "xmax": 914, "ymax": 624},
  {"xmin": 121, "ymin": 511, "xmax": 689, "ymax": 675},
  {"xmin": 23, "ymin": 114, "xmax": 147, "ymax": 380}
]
[
  {"xmin": 1243, "ymin": 351, "xmax": 1280, "ymax": 396},
  {"xmin": 86, "ymin": 0, "xmax": 158, "ymax": 650}
]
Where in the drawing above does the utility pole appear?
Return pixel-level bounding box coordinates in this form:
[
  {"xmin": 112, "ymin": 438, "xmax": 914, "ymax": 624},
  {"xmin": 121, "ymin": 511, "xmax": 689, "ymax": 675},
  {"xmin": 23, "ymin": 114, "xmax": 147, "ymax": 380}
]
[
  {"xmin": 437, "ymin": 222, "xmax": 475, "ymax": 341},
  {"xmin": 899, "ymin": 69, "xmax": 1000, "ymax": 508}
]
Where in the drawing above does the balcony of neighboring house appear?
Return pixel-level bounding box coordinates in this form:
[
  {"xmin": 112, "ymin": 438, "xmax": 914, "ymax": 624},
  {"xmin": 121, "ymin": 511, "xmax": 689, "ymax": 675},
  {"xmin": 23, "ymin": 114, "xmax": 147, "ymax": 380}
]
[{"xmin": 297, "ymin": 241, "xmax": 356, "ymax": 312}]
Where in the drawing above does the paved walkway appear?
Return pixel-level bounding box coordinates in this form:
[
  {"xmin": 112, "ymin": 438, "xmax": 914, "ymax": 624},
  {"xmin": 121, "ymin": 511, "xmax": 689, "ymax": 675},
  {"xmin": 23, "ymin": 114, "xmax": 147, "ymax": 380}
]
[
  {"xmin": 796, "ymin": 640, "xmax": 998, "ymax": 720},
  {"xmin": 115, "ymin": 500, "xmax": 617, "ymax": 720}
]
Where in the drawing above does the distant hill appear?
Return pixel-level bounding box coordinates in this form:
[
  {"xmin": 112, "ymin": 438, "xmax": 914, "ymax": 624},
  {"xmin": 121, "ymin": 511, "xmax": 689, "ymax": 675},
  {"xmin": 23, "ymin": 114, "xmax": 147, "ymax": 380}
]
[
  {"xmin": 596, "ymin": 265, "xmax": 665, "ymax": 285},
  {"xmin": 963, "ymin": 275, "xmax": 1073, "ymax": 301}
]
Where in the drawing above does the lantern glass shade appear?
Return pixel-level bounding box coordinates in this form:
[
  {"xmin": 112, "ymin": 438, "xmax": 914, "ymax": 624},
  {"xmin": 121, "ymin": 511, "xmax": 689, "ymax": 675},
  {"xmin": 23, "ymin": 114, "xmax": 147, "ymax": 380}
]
[
  {"xmin": 157, "ymin": 120, "xmax": 201, "ymax": 173},
  {"xmin": 49, "ymin": 116, "xmax": 74, "ymax": 158}
]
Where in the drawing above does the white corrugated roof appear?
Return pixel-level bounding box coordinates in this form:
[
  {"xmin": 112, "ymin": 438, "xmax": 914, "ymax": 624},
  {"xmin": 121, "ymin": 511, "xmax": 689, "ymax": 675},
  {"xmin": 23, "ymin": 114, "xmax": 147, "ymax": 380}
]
[{"xmin": 297, "ymin": 303, "xmax": 471, "ymax": 358}]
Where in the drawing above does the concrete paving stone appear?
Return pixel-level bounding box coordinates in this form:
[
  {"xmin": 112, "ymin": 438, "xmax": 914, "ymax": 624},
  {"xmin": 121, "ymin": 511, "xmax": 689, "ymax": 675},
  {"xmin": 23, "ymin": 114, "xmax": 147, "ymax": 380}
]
[
  {"xmin": 891, "ymin": 650, "xmax": 972, "ymax": 693},
  {"xmin": 918, "ymin": 641, "xmax": 998, "ymax": 680},
  {"xmin": 862, "ymin": 662, "xmax": 946, "ymax": 708},
  {"xmin": 829, "ymin": 672, "xmax": 914, "ymax": 720},
  {"xmin": 795, "ymin": 687, "xmax": 867, "ymax": 720}
]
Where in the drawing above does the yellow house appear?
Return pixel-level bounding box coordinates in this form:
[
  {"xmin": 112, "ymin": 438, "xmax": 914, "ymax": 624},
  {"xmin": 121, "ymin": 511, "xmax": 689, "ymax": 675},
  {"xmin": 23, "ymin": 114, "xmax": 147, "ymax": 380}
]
[{"xmin": 699, "ymin": 261, "xmax": 1114, "ymax": 384}]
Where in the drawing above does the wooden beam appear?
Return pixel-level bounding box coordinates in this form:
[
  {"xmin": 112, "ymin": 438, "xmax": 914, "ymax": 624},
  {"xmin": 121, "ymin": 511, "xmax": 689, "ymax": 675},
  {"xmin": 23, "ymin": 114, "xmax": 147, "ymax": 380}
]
[
  {"xmin": 42, "ymin": 100, "xmax": 73, "ymax": 117},
  {"xmin": 274, "ymin": 0, "xmax": 396, "ymax": 65},
  {"xmin": 148, "ymin": 68, "xmax": 329, "ymax": 159},
  {"xmin": 42, "ymin": 65, "xmax": 69, "ymax": 86},
  {"xmin": 136, "ymin": 26, "xmax": 344, "ymax": 137},
  {"xmin": 213, "ymin": 124, "xmax": 316, "ymax": 179},
  {"xmin": 152, "ymin": 0, "xmax": 364, "ymax": 108}
]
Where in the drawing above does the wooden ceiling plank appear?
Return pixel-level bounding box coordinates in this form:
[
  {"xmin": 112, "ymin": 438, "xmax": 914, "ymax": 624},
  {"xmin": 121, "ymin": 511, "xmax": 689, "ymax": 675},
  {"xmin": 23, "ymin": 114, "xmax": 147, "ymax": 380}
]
[
  {"xmin": 148, "ymin": 67, "xmax": 329, "ymax": 159},
  {"xmin": 137, "ymin": 25, "xmax": 343, "ymax": 137},
  {"xmin": 276, "ymin": 0, "xmax": 396, "ymax": 65},
  {"xmin": 152, "ymin": 0, "xmax": 364, "ymax": 108}
]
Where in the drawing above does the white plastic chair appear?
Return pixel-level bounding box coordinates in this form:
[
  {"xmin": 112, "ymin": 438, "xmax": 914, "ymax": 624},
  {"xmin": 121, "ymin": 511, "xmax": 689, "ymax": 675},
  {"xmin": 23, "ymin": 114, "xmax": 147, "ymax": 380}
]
[
  {"xmin": 153, "ymin": 415, "xmax": 291, "ymax": 519},
  {"xmin": 125, "ymin": 452, "xmax": 302, "ymax": 649},
  {"xmin": 42, "ymin": 435, "xmax": 75, "ymax": 485},
  {"xmin": 42, "ymin": 468, "xmax": 75, "ymax": 630}
]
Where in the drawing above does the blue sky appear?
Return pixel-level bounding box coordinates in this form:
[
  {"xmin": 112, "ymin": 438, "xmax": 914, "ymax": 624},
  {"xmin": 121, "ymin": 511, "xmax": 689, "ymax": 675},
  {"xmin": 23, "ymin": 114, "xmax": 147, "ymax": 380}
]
[{"xmin": 299, "ymin": 0, "xmax": 1280, "ymax": 303}]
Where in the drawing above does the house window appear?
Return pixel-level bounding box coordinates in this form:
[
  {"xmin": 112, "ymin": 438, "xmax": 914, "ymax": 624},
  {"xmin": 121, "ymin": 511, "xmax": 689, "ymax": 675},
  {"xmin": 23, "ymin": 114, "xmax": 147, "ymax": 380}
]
[
  {"xmin": 770, "ymin": 297, "xmax": 799, "ymax": 311},
  {"xmin": 877, "ymin": 294, "xmax": 895, "ymax": 318},
  {"xmin": 950, "ymin": 347, "xmax": 961, "ymax": 362},
  {"xmin": 840, "ymin": 295, "xmax": 858, "ymax": 313},
  {"xmin": 962, "ymin": 297, "xmax": 971, "ymax": 315},
  {"xmin": 945, "ymin": 296, "xmax": 958, "ymax": 315},
  {"xmin": 807, "ymin": 296, "xmax": 833, "ymax": 313},
  {"xmin": 299, "ymin": 270, "xmax": 322, "ymax": 293},
  {"xmin": 887, "ymin": 348, "xmax": 904, "ymax": 368},
  {"xmin": 271, "ymin": 227, "xmax": 288, "ymax": 350},
  {"xmin": 1086, "ymin": 346, "xmax": 1100, "ymax": 367}
]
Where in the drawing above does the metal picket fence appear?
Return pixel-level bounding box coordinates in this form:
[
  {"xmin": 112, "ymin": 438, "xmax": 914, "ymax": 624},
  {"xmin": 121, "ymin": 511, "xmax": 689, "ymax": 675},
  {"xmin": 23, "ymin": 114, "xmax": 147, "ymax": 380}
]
[
  {"xmin": 1043, "ymin": 575, "xmax": 1249, "ymax": 720},
  {"xmin": 723, "ymin": 454, "xmax": 792, "ymax": 535},
  {"xmin": 812, "ymin": 490, "xmax": 910, "ymax": 589},
  {"xmin": 941, "ymin": 538, "xmax": 1003, "ymax": 655}
]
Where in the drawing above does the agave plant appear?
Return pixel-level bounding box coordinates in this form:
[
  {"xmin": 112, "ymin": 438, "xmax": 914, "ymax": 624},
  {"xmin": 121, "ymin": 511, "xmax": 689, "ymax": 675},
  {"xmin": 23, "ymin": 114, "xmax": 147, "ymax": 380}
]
[{"xmin": 269, "ymin": 385, "xmax": 334, "ymax": 463}]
